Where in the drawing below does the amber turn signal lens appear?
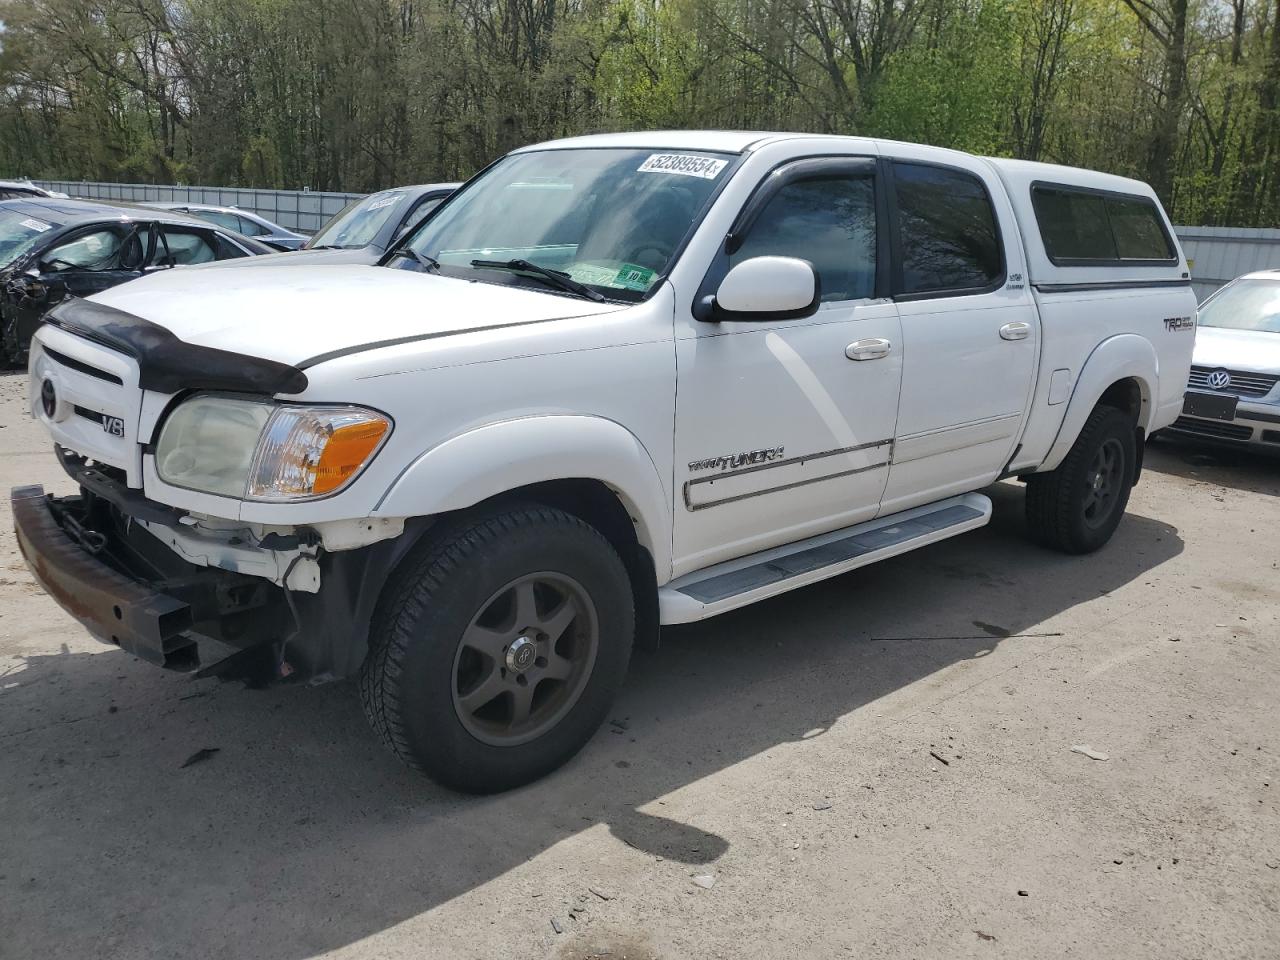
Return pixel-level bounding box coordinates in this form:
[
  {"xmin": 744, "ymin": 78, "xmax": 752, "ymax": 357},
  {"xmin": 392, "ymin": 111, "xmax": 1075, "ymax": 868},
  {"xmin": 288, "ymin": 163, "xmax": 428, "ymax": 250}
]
[
  {"xmin": 246, "ymin": 405, "xmax": 392, "ymax": 501},
  {"xmin": 313, "ymin": 420, "xmax": 390, "ymax": 494}
]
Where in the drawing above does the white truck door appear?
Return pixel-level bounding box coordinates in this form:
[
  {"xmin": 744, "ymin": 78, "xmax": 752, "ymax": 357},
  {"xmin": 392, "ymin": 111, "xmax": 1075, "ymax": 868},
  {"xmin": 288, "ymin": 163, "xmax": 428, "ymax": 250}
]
[
  {"xmin": 878, "ymin": 154, "xmax": 1038, "ymax": 515},
  {"xmin": 671, "ymin": 157, "xmax": 903, "ymax": 577}
]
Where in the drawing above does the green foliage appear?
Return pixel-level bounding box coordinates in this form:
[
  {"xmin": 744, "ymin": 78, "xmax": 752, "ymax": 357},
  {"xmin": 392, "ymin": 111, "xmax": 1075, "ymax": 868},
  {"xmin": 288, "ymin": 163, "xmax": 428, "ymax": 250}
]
[
  {"xmin": 865, "ymin": 0, "xmax": 1019, "ymax": 152},
  {"xmin": 2, "ymin": 0, "xmax": 1279, "ymax": 225}
]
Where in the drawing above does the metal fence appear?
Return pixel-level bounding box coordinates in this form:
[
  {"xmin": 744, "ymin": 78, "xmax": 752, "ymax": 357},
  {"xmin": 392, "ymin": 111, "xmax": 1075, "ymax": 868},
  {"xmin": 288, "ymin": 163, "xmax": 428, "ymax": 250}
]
[
  {"xmin": 30, "ymin": 179, "xmax": 364, "ymax": 235},
  {"xmin": 22, "ymin": 179, "xmax": 1280, "ymax": 295},
  {"xmin": 1173, "ymin": 225, "xmax": 1280, "ymax": 302}
]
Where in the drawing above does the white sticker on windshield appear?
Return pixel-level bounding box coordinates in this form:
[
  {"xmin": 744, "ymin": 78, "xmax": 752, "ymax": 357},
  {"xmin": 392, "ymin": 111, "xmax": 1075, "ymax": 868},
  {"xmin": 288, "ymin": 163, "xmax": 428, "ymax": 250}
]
[
  {"xmin": 367, "ymin": 194, "xmax": 403, "ymax": 210},
  {"xmin": 638, "ymin": 154, "xmax": 728, "ymax": 180},
  {"xmin": 19, "ymin": 218, "xmax": 52, "ymax": 233}
]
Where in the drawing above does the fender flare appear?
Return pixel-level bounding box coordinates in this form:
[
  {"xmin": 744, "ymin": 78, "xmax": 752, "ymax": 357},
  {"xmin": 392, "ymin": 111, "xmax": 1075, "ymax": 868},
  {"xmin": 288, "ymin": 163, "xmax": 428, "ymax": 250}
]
[
  {"xmin": 372, "ymin": 415, "xmax": 672, "ymax": 580},
  {"xmin": 1039, "ymin": 334, "xmax": 1158, "ymax": 472}
]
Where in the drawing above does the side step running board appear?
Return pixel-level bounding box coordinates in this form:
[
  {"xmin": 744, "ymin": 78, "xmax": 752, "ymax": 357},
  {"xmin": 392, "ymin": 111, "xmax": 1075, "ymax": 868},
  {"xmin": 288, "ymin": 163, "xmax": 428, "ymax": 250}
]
[{"xmin": 659, "ymin": 493, "xmax": 991, "ymax": 624}]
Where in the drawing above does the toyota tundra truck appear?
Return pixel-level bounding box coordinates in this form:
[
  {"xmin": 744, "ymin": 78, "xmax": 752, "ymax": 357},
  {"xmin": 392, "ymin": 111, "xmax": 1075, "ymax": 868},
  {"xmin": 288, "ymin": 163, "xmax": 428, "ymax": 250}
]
[{"xmin": 13, "ymin": 132, "xmax": 1196, "ymax": 792}]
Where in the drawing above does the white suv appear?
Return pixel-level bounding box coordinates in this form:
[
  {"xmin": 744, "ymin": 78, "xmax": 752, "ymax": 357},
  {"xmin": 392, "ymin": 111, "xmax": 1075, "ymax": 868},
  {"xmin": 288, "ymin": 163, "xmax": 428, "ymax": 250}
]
[{"xmin": 14, "ymin": 132, "xmax": 1196, "ymax": 792}]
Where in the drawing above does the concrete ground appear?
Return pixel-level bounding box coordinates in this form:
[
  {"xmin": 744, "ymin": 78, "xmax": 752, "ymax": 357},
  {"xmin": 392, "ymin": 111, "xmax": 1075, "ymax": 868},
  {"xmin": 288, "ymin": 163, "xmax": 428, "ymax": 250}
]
[{"xmin": 0, "ymin": 367, "xmax": 1277, "ymax": 960}]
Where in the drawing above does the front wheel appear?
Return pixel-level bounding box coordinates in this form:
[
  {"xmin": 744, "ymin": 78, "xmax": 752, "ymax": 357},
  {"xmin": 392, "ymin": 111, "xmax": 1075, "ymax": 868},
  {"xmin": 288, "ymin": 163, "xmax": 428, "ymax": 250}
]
[
  {"xmin": 1025, "ymin": 405, "xmax": 1137, "ymax": 554},
  {"xmin": 359, "ymin": 503, "xmax": 635, "ymax": 793},
  {"xmin": 1, "ymin": 313, "xmax": 27, "ymax": 369}
]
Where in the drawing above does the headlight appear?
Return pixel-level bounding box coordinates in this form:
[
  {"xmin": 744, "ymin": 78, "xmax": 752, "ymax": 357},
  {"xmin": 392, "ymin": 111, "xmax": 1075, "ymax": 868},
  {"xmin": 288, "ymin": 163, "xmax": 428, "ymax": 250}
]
[{"xmin": 155, "ymin": 395, "xmax": 391, "ymax": 501}]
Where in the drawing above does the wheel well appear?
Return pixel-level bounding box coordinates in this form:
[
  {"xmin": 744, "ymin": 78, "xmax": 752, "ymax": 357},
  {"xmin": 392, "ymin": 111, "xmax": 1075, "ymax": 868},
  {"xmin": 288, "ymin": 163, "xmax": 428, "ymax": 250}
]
[
  {"xmin": 1096, "ymin": 377, "xmax": 1147, "ymax": 483},
  {"xmin": 1098, "ymin": 377, "xmax": 1144, "ymax": 425},
  {"xmin": 485, "ymin": 479, "xmax": 661, "ymax": 652}
]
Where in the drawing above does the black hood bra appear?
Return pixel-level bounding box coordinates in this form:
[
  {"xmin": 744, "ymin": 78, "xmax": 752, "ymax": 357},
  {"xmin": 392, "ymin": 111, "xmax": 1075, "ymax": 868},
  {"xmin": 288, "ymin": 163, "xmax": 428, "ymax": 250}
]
[{"xmin": 42, "ymin": 297, "xmax": 309, "ymax": 395}]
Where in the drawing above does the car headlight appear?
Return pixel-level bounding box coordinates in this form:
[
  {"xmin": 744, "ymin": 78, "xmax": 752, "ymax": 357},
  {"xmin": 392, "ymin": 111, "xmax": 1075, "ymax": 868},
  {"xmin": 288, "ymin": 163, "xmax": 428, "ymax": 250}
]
[{"xmin": 155, "ymin": 395, "xmax": 391, "ymax": 501}]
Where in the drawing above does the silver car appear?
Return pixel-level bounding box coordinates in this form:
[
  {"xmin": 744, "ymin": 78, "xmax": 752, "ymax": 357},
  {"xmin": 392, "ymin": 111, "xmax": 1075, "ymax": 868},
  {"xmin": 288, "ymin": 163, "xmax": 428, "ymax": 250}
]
[
  {"xmin": 143, "ymin": 202, "xmax": 308, "ymax": 250},
  {"xmin": 0, "ymin": 180, "xmax": 68, "ymax": 200},
  {"xmin": 1169, "ymin": 269, "xmax": 1280, "ymax": 449}
]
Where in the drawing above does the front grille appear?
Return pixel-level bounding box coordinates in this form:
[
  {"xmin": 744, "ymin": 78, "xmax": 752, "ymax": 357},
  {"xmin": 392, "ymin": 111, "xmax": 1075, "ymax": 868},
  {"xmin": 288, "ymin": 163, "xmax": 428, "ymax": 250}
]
[
  {"xmin": 1187, "ymin": 366, "xmax": 1278, "ymax": 398},
  {"xmin": 1170, "ymin": 416, "xmax": 1254, "ymax": 441},
  {"xmin": 43, "ymin": 346, "xmax": 123, "ymax": 385}
]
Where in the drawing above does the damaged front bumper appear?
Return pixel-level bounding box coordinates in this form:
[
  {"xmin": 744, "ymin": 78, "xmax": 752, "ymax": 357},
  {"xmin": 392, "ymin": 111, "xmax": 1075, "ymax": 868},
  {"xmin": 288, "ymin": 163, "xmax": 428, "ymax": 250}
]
[
  {"xmin": 12, "ymin": 481, "xmax": 427, "ymax": 683},
  {"xmin": 11, "ymin": 484, "xmax": 291, "ymax": 677}
]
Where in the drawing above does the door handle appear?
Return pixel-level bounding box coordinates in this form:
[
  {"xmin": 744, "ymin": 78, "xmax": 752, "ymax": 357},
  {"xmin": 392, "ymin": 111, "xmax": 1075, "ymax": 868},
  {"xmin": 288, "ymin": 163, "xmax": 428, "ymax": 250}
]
[
  {"xmin": 846, "ymin": 338, "xmax": 892, "ymax": 360},
  {"xmin": 1000, "ymin": 321, "xmax": 1032, "ymax": 341}
]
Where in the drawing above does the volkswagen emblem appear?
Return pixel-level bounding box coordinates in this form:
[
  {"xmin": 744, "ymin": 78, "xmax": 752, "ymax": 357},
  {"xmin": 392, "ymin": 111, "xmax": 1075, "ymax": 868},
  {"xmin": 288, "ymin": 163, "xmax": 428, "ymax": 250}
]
[
  {"xmin": 40, "ymin": 378, "xmax": 57, "ymax": 418},
  {"xmin": 1206, "ymin": 369, "xmax": 1232, "ymax": 390}
]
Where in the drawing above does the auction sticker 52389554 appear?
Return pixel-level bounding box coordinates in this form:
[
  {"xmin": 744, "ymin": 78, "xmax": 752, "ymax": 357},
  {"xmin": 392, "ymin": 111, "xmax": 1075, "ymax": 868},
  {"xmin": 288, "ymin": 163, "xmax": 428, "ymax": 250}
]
[{"xmin": 637, "ymin": 154, "xmax": 728, "ymax": 180}]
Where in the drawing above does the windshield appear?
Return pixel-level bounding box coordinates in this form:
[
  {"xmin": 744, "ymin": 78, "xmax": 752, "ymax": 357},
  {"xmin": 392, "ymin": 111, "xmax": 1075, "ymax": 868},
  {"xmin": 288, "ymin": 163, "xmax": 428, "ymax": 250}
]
[
  {"xmin": 0, "ymin": 209, "xmax": 61, "ymax": 266},
  {"xmin": 407, "ymin": 148, "xmax": 733, "ymax": 300},
  {"xmin": 1199, "ymin": 278, "xmax": 1280, "ymax": 333},
  {"xmin": 309, "ymin": 191, "xmax": 406, "ymax": 249}
]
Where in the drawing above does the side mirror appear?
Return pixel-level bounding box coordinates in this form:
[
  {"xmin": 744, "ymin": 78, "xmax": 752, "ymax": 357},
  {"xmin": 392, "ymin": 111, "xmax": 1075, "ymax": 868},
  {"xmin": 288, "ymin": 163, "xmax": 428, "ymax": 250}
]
[{"xmin": 698, "ymin": 256, "xmax": 820, "ymax": 322}]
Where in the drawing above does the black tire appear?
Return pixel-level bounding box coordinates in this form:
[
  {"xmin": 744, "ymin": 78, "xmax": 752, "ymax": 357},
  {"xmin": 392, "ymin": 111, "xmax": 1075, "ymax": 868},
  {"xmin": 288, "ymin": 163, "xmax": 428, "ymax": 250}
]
[
  {"xmin": 359, "ymin": 502, "xmax": 635, "ymax": 793},
  {"xmin": 1025, "ymin": 405, "xmax": 1137, "ymax": 554},
  {"xmin": 1, "ymin": 314, "xmax": 26, "ymax": 370}
]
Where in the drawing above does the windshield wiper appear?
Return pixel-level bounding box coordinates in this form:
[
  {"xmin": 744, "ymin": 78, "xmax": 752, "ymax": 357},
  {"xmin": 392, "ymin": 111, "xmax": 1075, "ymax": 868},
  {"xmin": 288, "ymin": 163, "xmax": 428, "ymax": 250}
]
[
  {"xmin": 389, "ymin": 247, "xmax": 440, "ymax": 272},
  {"xmin": 470, "ymin": 258, "xmax": 605, "ymax": 302}
]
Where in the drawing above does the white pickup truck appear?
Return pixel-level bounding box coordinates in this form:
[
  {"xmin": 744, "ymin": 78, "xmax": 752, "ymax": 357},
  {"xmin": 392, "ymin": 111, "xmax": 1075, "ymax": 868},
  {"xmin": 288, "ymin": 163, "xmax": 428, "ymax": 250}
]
[{"xmin": 14, "ymin": 132, "xmax": 1195, "ymax": 792}]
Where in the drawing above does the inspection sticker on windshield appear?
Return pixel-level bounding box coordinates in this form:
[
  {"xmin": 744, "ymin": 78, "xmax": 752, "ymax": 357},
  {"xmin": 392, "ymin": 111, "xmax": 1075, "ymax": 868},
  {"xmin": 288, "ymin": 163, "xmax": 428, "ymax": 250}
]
[
  {"xmin": 638, "ymin": 154, "xmax": 728, "ymax": 179},
  {"xmin": 614, "ymin": 263, "xmax": 655, "ymax": 291},
  {"xmin": 19, "ymin": 218, "xmax": 52, "ymax": 233},
  {"xmin": 367, "ymin": 194, "xmax": 403, "ymax": 210}
]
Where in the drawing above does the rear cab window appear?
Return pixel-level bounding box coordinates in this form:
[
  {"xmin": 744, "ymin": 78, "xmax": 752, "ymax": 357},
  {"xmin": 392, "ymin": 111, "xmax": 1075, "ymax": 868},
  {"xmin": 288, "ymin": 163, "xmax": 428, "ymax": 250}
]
[{"xmin": 1031, "ymin": 184, "xmax": 1176, "ymax": 265}]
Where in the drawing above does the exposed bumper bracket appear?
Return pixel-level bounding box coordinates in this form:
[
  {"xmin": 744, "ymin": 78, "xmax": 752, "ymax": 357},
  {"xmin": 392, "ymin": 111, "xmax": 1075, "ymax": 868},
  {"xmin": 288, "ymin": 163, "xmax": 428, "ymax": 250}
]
[
  {"xmin": 12, "ymin": 485, "xmax": 194, "ymax": 666},
  {"xmin": 11, "ymin": 485, "xmax": 288, "ymax": 674}
]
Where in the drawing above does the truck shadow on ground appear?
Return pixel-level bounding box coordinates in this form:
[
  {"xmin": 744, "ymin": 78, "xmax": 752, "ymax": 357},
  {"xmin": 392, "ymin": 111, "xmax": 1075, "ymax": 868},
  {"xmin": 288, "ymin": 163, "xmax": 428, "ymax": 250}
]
[
  {"xmin": 1144, "ymin": 436, "xmax": 1280, "ymax": 497},
  {"xmin": 1, "ymin": 483, "xmax": 1182, "ymax": 960}
]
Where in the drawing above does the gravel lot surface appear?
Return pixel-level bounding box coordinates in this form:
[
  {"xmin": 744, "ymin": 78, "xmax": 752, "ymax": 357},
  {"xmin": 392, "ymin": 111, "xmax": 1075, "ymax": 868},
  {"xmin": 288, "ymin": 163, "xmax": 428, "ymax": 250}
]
[{"xmin": 1, "ymin": 368, "xmax": 1277, "ymax": 960}]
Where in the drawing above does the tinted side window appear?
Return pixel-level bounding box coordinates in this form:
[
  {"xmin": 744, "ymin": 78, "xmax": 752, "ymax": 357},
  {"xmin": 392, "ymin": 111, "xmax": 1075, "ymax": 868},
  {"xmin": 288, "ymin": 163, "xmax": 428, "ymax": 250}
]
[
  {"xmin": 1032, "ymin": 189, "xmax": 1117, "ymax": 260},
  {"xmin": 213, "ymin": 234, "xmax": 251, "ymax": 259},
  {"xmin": 1032, "ymin": 186, "xmax": 1175, "ymax": 263},
  {"xmin": 730, "ymin": 175, "xmax": 876, "ymax": 302},
  {"xmin": 395, "ymin": 197, "xmax": 444, "ymax": 242},
  {"xmin": 1106, "ymin": 196, "xmax": 1174, "ymax": 260},
  {"xmin": 197, "ymin": 210, "xmax": 243, "ymax": 233},
  {"xmin": 892, "ymin": 162, "xmax": 1001, "ymax": 294}
]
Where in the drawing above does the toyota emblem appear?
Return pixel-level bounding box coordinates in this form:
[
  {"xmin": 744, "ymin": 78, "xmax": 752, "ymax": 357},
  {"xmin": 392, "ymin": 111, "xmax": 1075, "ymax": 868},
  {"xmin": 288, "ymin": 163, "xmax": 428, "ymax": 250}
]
[
  {"xmin": 1206, "ymin": 369, "xmax": 1232, "ymax": 390},
  {"xmin": 40, "ymin": 378, "xmax": 57, "ymax": 418}
]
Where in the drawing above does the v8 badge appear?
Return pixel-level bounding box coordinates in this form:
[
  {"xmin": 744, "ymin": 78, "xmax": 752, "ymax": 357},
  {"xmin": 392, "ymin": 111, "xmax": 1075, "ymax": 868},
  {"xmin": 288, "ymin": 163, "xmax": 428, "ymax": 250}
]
[{"xmin": 102, "ymin": 415, "xmax": 125, "ymax": 437}]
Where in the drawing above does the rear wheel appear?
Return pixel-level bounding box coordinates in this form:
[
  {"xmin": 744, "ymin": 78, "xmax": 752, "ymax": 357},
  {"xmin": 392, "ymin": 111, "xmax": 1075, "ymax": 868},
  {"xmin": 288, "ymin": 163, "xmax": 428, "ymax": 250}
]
[
  {"xmin": 359, "ymin": 503, "xmax": 635, "ymax": 793},
  {"xmin": 1025, "ymin": 405, "xmax": 1136, "ymax": 554}
]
